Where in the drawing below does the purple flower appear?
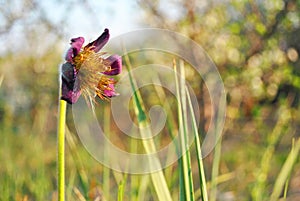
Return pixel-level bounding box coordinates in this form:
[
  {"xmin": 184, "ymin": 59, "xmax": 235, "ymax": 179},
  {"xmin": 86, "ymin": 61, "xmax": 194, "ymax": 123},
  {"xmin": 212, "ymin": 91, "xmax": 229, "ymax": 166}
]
[{"xmin": 61, "ymin": 29, "xmax": 122, "ymax": 104}]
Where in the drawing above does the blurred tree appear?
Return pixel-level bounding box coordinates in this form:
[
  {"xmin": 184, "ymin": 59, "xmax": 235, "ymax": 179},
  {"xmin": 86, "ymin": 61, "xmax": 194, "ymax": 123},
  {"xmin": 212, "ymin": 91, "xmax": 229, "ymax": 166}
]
[
  {"xmin": 138, "ymin": 0, "xmax": 300, "ymax": 114},
  {"xmin": 138, "ymin": 0, "xmax": 300, "ymax": 199}
]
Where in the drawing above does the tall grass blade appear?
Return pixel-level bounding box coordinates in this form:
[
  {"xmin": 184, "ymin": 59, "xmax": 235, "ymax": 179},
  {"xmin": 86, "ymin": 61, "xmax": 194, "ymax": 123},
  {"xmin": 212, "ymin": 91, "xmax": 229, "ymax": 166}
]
[
  {"xmin": 174, "ymin": 59, "xmax": 194, "ymax": 201},
  {"xmin": 137, "ymin": 175, "xmax": 150, "ymax": 201},
  {"xmin": 186, "ymin": 86, "xmax": 209, "ymax": 201},
  {"xmin": 118, "ymin": 176, "xmax": 127, "ymax": 201},
  {"xmin": 283, "ymin": 178, "xmax": 289, "ymax": 199},
  {"xmin": 73, "ymin": 187, "xmax": 86, "ymax": 201},
  {"xmin": 103, "ymin": 105, "xmax": 111, "ymax": 201},
  {"xmin": 180, "ymin": 60, "xmax": 195, "ymax": 201},
  {"xmin": 65, "ymin": 127, "xmax": 89, "ymax": 198},
  {"xmin": 0, "ymin": 74, "xmax": 4, "ymax": 88},
  {"xmin": 124, "ymin": 54, "xmax": 172, "ymax": 201},
  {"xmin": 66, "ymin": 169, "xmax": 76, "ymax": 200},
  {"xmin": 178, "ymin": 156, "xmax": 186, "ymax": 201},
  {"xmin": 210, "ymin": 136, "xmax": 222, "ymax": 201},
  {"xmin": 195, "ymin": 172, "xmax": 235, "ymax": 198},
  {"xmin": 270, "ymin": 138, "xmax": 300, "ymax": 201},
  {"xmin": 151, "ymin": 71, "xmax": 181, "ymax": 196},
  {"xmin": 252, "ymin": 107, "xmax": 290, "ymax": 201}
]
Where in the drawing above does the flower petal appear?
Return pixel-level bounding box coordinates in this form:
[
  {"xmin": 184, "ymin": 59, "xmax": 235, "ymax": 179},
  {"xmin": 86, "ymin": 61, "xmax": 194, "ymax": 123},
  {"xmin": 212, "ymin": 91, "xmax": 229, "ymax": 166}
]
[
  {"xmin": 104, "ymin": 83, "xmax": 119, "ymax": 98},
  {"xmin": 60, "ymin": 63, "xmax": 81, "ymax": 104},
  {"xmin": 61, "ymin": 62, "xmax": 75, "ymax": 85},
  {"xmin": 85, "ymin": 28, "xmax": 110, "ymax": 53},
  {"xmin": 65, "ymin": 37, "xmax": 85, "ymax": 62},
  {"xmin": 103, "ymin": 54, "xmax": 122, "ymax": 75}
]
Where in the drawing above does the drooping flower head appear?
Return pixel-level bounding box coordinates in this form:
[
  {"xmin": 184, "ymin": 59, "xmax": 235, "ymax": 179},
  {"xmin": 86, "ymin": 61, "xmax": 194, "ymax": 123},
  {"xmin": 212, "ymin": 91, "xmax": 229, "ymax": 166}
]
[{"xmin": 61, "ymin": 29, "xmax": 122, "ymax": 104}]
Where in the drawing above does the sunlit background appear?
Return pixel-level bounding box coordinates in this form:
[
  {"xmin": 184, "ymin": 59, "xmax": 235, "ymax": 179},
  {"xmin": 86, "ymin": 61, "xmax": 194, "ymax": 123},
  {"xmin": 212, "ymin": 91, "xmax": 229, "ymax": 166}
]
[{"xmin": 1, "ymin": 0, "xmax": 300, "ymax": 200}]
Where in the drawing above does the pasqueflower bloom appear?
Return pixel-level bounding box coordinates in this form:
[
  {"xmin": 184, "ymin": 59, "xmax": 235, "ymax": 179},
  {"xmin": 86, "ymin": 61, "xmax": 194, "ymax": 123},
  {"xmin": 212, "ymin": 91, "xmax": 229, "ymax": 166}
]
[{"xmin": 61, "ymin": 28, "xmax": 122, "ymax": 104}]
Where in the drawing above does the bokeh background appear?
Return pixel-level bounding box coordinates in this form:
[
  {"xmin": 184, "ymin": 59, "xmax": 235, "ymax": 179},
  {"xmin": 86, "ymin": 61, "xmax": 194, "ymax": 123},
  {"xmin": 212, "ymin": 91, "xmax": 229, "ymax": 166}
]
[{"xmin": 1, "ymin": 0, "xmax": 300, "ymax": 200}]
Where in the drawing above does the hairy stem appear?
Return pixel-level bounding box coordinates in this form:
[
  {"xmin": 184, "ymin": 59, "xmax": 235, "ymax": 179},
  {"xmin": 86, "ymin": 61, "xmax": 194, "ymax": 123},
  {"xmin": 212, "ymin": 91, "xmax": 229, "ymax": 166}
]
[{"xmin": 58, "ymin": 99, "xmax": 67, "ymax": 201}]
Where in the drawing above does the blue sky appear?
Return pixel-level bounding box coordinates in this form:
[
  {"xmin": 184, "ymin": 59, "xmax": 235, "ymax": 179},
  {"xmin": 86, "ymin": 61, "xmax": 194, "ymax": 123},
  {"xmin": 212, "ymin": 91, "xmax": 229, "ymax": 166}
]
[
  {"xmin": 0, "ymin": 0, "xmax": 144, "ymax": 54},
  {"xmin": 42, "ymin": 0, "xmax": 143, "ymax": 39}
]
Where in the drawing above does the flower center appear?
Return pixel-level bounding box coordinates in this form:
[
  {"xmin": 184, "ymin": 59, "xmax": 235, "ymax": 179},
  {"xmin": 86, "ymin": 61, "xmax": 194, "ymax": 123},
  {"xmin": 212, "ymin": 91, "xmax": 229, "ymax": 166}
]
[
  {"xmin": 73, "ymin": 47, "xmax": 94, "ymax": 72},
  {"xmin": 73, "ymin": 46, "xmax": 111, "ymax": 73},
  {"xmin": 73, "ymin": 46, "xmax": 116, "ymax": 101}
]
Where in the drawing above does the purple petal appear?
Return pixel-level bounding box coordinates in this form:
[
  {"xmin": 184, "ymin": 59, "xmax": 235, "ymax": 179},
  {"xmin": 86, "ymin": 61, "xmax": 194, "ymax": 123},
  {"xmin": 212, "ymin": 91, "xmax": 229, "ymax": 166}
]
[
  {"xmin": 104, "ymin": 83, "xmax": 118, "ymax": 98},
  {"xmin": 103, "ymin": 54, "xmax": 122, "ymax": 75},
  {"xmin": 85, "ymin": 28, "xmax": 110, "ymax": 53},
  {"xmin": 60, "ymin": 63, "xmax": 81, "ymax": 104},
  {"xmin": 61, "ymin": 62, "xmax": 75, "ymax": 85},
  {"xmin": 65, "ymin": 37, "xmax": 85, "ymax": 62}
]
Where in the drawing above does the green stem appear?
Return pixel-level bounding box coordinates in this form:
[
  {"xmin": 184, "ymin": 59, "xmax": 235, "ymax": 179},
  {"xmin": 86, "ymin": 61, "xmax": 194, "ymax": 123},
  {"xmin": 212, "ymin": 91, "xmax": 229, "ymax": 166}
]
[{"xmin": 58, "ymin": 99, "xmax": 67, "ymax": 201}]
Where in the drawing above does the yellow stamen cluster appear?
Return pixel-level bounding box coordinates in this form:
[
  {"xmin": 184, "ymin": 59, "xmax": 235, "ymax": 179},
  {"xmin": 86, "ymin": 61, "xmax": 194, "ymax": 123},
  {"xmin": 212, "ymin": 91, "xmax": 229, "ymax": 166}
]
[
  {"xmin": 73, "ymin": 46, "xmax": 110, "ymax": 72},
  {"xmin": 96, "ymin": 77, "xmax": 116, "ymax": 100},
  {"xmin": 73, "ymin": 47, "xmax": 113, "ymax": 101}
]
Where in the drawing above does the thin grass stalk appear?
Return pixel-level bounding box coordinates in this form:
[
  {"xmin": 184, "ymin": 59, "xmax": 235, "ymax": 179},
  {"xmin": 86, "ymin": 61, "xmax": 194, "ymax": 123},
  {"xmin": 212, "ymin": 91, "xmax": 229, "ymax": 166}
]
[
  {"xmin": 124, "ymin": 53, "xmax": 172, "ymax": 201},
  {"xmin": 130, "ymin": 141, "xmax": 138, "ymax": 201},
  {"xmin": 66, "ymin": 169, "xmax": 76, "ymax": 200},
  {"xmin": 152, "ymin": 74, "xmax": 182, "ymax": 199},
  {"xmin": 65, "ymin": 126, "xmax": 85, "ymax": 199},
  {"xmin": 283, "ymin": 178, "xmax": 289, "ymax": 199},
  {"xmin": 194, "ymin": 172, "xmax": 235, "ymax": 198},
  {"xmin": 130, "ymin": 138, "xmax": 139, "ymax": 201},
  {"xmin": 178, "ymin": 156, "xmax": 185, "ymax": 201},
  {"xmin": 58, "ymin": 99, "xmax": 67, "ymax": 201},
  {"xmin": 179, "ymin": 60, "xmax": 195, "ymax": 201},
  {"xmin": 209, "ymin": 89, "xmax": 225, "ymax": 201},
  {"xmin": 151, "ymin": 74, "xmax": 181, "ymax": 193},
  {"xmin": 270, "ymin": 138, "xmax": 300, "ymax": 201},
  {"xmin": 65, "ymin": 126, "xmax": 89, "ymax": 197},
  {"xmin": 73, "ymin": 187, "xmax": 86, "ymax": 201},
  {"xmin": 103, "ymin": 105, "xmax": 111, "ymax": 201},
  {"xmin": 118, "ymin": 176, "xmax": 126, "ymax": 201},
  {"xmin": 0, "ymin": 74, "xmax": 4, "ymax": 88},
  {"xmin": 174, "ymin": 60, "xmax": 188, "ymax": 201},
  {"xmin": 137, "ymin": 175, "xmax": 150, "ymax": 201},
  {"xmin": 210, "ymin": 136, "xmax": 222, "ymax": 201},
  {"xmin": 186, "ymin": 86, "xmax": 209, "ymax": 201},
  {"xmin": 174, "ymin": 59, "xmax": 192, "ymax": 201},
  {"xmin": 252, "ymin": 107, "xmax": 290, "ymax": 200}
]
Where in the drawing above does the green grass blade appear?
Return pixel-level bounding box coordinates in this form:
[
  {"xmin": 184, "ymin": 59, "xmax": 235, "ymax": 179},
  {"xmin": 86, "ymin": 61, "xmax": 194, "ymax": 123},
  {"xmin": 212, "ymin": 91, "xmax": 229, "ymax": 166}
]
[
  {"xmin": 65, "ymin": 127, "xmax": 89, "ymax": 198},
  {"xmin": 174, "ymin": 59, "xmax": 194, "ymax": 201},
  {"xmin": 179, "ymin": 60, "xmax": 195, "ymax": 201},
  {"xmin": 178, "ymin": 156, "xmax": 186, "ymax": 201},
  {"xmin": 186, "ymin": 86, "xmax": 209, "ymax": 201},
  {"xmin": 210, "ymin": 136, "xmax": 222, "ymax": 201},
  {"xmin": 152, "ymin": 73, "xmax": 184, "ymax": 199},
  {"xmin": 195, "ymin": 172, "xmax": 235, "ymax": 198},
  {"xmin": 124, "ymin": 54, "xmax": 172, "ymax": 201},
  {"xmin": 0, "ymin": 74, "xmax": 4, "ymax": 87},
  {"xmin": 130, "ymin": 146, "xmax": 139, "ymax": 201},
  {"xmin": 103, "ymin": 105, "xmax": 111, "ymax": 201},
  {"xmin": 118, "ymin": 176, "xmax": 127, "ymax": 201},
  {"xmin": 174, "ymin": 59, "xmax": 188, "ymax": 201},
  {"xmin": 66, "ymin": 169, "xmax": 76, "ymax": 201},
  {"xmin": 283, "ymin": 178, "xmax": 289, "ymax": 199},
  {"xmin": 137, "ymin": 175, "xmax": 150, "ymax": 201},
  {"xmin": 270, "ymin": 138, "xmax": 300, "ymax": 201},
  {"xmin": 151, "ymin": 71, "xmax": 182, "ymax": 196},
  {"xmin": 252, "ymin": 107, "xmax": 290, "ymax": 201}
]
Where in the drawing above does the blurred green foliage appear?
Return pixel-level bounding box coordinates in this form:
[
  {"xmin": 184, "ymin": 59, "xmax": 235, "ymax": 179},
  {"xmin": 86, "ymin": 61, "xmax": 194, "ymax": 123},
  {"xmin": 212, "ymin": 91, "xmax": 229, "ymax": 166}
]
[{"xmin": 1, "ymin": 0, "xmax": 300, "ymax": 200}]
